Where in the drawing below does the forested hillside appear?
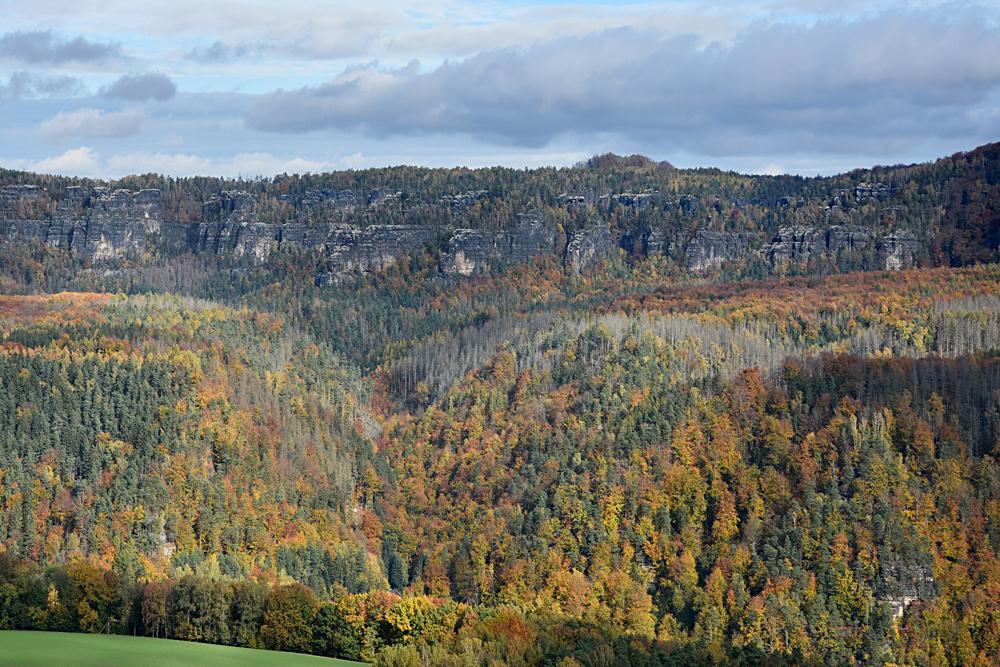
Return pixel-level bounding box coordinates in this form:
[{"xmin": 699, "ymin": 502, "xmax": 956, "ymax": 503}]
[
  {"xmin": 1, "ymin": 145, "xmax": 999, "ymax": 666},
  {"xmin": 0, "ymin": 294, "xmax": 378, "ymax": 584},
  {"xmin": 1, "ymin": 142, "xmax": 998, "ymax": 284},
  {"xmin": 2, "ymin": 143, "xmax": 997, "ymax": 248}
]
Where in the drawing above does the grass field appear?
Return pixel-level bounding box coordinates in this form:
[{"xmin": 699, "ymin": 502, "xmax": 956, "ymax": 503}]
[{"xmin": 0, "ymin": 631, "xmax": 365, "ymax": 666}]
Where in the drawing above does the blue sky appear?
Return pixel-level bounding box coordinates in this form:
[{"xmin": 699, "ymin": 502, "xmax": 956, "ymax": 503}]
[{"xmin": 1, "ymin": 0, "xmax": 998, "ymax": 178}]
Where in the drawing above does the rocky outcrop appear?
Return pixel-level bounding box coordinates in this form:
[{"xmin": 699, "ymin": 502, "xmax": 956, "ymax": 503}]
[
  {"xmin": 683, "ymin": 231, "xmax": 756, "ymax": 271},
  {"xmin": 878, "ymin": 231, "xmax": 920, "ymax": 270},
  {"xmin": 202, "ymin": 191, "xmax": 256, "ymax": 223},
  {"xmin": 11, "ymin": 186, "xmax": 167, "ymax": 261},
  {"xmin": 195, "ymin": 221, "xmax": 440, "ymax": 270},
  {"xmin": 604, "ymin": 191, "xmax": 660, "ymax": 210},
  {"xmin": 765, "ymin": 225, "xmax": 872, "ymax": 266},
  {"xmin": 856, "ymin": 182, "xmax": 894, "ymax": 201},
  {"xmin": 0, "ymin": 186, "xmax": 49, "ymax": 242},
  {"xmin": 1, "ymin": 184, "xmax": 45, "ymax": 208},
  {"xmin": 441, "ymin": 190, "xmax": 488, "ymax": 213},
  {"xmin": 565, "ymin": 225, "xmax": 618, "ymax": 274},
  {"xmin": 679, "ymin": 194, "xmax": 700, "ymax": 214},
  {"xmin": 826, "ymin": 225, "xmax": 873, "ymax": 254},
  {"xmin": 0, "ymin": 182, "xmax": 931, "ymax": 279},
  {"xmin": 763, "ymin": 225, "xmax": 922, "ymax": 270},
  {"xmin": 877, "ymin": 559, "xmax": 935, "ymax": 619},
  {"xmin": 644, "ymin": 228, "xmax": 668, "ymax": 256},
  {"xmin": 2, "ymin": 185, "xmax": 165, "ymax": 261},
  {"xmin": 441, "ymin": 214, "xmax": 559, "ymax": 276},
  {"xmin": 279, "ymin": 189, "xmax": 359, "ymax": 210},
  {"xmin": 368, "ymin": 189, "xmax": 402, "ymax": 207},
  {"xmin": 195, "ymin": 221, "xmax": 279, "ymax": 262},
  {"xmin": 326, "ymin": 225, "xmax": 438, "ymax": 274}
]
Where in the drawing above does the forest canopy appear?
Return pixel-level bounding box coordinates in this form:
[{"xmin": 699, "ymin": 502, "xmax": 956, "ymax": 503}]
[{"xmin": 1, "ymin": 145, "xmax": 999, "ymax": 666}]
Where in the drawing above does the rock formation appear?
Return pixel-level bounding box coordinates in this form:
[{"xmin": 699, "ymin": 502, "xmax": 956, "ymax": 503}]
[
  {"xmin": 876, "ymin": 558, "xmax": 935, "ymax": 619},
  {"xmin": 440, "ymin": 214, "xmax": 559, "ymax": 276},
  {"xmin": 0, "ymin": 183, "xmax": 930, "ymax": 280},
  {"xmin": 3, "ymin": 185, "xmax": 165, "ymax": 261},
  {"xmin": 195, "ymin": 220, "xmax": 278, "ymax": 262},
  {"xmin": 878, "ymin": 231, "xmax": 921, "ymax": 270},
  {"xmin": 643, "ymin": 228, "xmax": 668, "ymax": 256},
  {"xmin": 765, "ymin": 225, "xmax": 873, "ymax": 266},
  {"xmin": 564, "ymin": 225, "xmax": 618, "ymax": 274},
  {"xmin": 327, "ymin": 225, "xmax": 439, "ymax": 275},
  {"xmin": 683, "ymin": 231, "xmax": 756, "ymax": 271}
]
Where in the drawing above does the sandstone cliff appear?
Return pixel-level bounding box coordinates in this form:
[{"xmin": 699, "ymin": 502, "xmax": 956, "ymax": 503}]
[
  {"xmin": 440, "ymin": 214, "xmax": 559, "ymax": 276},
  {"xmin": 0, "ymin": 183, "xmax": 929, "ymax": 280}
]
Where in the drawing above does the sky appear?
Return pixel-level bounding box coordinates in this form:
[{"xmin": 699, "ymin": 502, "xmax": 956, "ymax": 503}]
[{"xmin": 0, "ymin": 0, "xmax": 998, "ymax": 178}]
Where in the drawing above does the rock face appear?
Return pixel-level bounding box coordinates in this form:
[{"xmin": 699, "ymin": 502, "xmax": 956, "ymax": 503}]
[
  {"xmin": 195, "ymin": 221, "xmax": 441, "ymax": 271},
  {"xmin": 765, "ymin": 225, "xmax": 873, "ymax": 266},
  {"xmin": 877, "ymin": 559, "xmax": 935, "ymax": 619},
  {"xmin": 31, "ymin": 186, "xmax": 163, "ymax": 261},
  {"xmin": 0, "ymin": 183, "xmax": 930, "ymax": 279},
  {"xmin": 1, "ymin": 184, "xmax": 44, "ymax": 206},
  {"xmin": 644, "ymin": 228, "xmax": 668, "ymax": 256},
  {"xmin": 327, "ymin": 225, "xmax": 439, "ymax": 274},
  {"xmin": 683, "ymin": 231, "xmax": 756, "ymax": 271},
  {"xmin": 878, "ymin": 231, "xmax": 920, "ymax": 270},
  {"xmin": 4, "ymin": 186, "xmax": 165, "ymax": 261},
  {"xmin": 565, "ymin": 225, "xmax": 618, "ymax": 274},
  {"xmin": 440, "ymin": 214, "xmax": 559, "ymax": 276},
  {"xmin": 279, "ymin": 188, "xmax": 359, "ymax": 210},
  {"xmin": 0, "ymin": 185, "xmax": 49, "ymax": 242},
  {"xmin": 202, "ymin": 191, "xmax": 256, "ymax": 223},
  {"xmin": 195, "ymin": 221, "xmax": 279, "ymax": 262}
]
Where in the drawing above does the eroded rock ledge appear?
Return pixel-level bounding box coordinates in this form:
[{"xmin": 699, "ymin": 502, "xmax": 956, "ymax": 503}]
[{"xmin": 0, "ymin": 184, "xmax": 925, "ymax": 281}]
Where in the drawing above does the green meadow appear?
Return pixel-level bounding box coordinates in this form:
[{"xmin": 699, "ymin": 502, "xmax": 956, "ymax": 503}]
[{"xmin": 0, "ymin": 631, "xmax": 364, "ymax": 667}]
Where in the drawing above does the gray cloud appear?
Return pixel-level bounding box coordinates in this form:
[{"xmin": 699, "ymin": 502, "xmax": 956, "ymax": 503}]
[
  {"xmin": 184, "ymin": 32, "xmax": 379, "ymax": 63},
  {"xmin": 100, "ymin": 73, "xmax": 177, "ymax": 101},
  {"xmin": 245, "ymin": 12, "xmax": 1000, "ymax": 157},
  {"xmin": 185, "ymin": 40, "xmax": 255, "ymax": 63},
  {"xmin": 0, "ymin": 30, "xmax": 120, "ymax": 64},
  {"xmin": 0, "ymin": 72, "xmax": 84, "ymax": 100},
  {"xmin": 38, "ymin": 108, "xmax": 145, "ymax": 141}
]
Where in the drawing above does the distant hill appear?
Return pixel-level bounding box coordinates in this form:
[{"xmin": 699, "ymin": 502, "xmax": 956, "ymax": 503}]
[
  {"xmin": 580, "ymin": 152, "xmax": 675, "ymax": 170},
  {"xmin": 1, "ymin": 141, "xmax": 998, "ymax": 284}
]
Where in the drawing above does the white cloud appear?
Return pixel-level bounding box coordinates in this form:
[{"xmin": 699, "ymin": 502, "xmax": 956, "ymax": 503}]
[
  {"xmin": 38, "ymin": 108, "xmax": 145, "ymax": 140},
  {"xmin": 104, "ymin": 150, "xmax": 330, "ymax": 176},
  {"xmin": 30, "ymin": 146, "xmax": 103, "ymax": 176},
  {"xmin": 757, "ymin": 162, "xmax": 786, "ymax": 176},
  {"xmin": 24, "ymin": 146, "xmax": 334, "ymax": 177}
]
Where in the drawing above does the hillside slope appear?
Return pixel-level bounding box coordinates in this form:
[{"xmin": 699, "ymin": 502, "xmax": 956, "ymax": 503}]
[{"xmin": 1, "ymin": 144, "xmax": 999, "ymax": 665}]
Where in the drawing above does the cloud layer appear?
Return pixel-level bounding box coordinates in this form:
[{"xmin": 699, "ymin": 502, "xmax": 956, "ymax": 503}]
[
  {"xmin": 0, "ymin": 30, "xmax": 120, "ymax": 64},
  {"xmin": 0, "ymin": 72, "xmax": 83, "ymax": 100},
  {"xmin": 38, "ymin": 108, "xmax": 145, "ymax": 140},
  {"xmin": 0, "ymin": 2, "xmax": 998, "ymax": 177},
  {"xmin": 245, "ymin": 14, "xmax": 1000, "ymax": 156},
  {"xmin": 22, "ymin": 146, "xmax": 335, "ymax": 178},
  {"xmin": 101, "ymin": 73, "xmax": 177, "ymax": 101}
]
